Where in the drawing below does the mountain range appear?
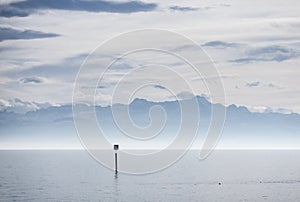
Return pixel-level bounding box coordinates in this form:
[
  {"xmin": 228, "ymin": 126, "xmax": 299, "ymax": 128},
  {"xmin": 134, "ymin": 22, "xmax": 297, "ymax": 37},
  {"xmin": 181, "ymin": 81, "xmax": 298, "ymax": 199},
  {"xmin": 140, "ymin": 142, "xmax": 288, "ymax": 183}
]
[{"xmin": 0, "ymin": 96, "xmax": 299, "ymax": 149}]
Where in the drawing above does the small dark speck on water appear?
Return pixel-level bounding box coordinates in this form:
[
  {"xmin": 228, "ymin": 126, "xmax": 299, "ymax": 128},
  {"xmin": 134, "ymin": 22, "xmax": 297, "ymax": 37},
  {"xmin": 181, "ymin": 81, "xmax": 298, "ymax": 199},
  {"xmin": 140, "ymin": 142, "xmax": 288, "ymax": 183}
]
[{"xmin": 218, "ymin": 182, "xmax": 222, "ymax": 185}]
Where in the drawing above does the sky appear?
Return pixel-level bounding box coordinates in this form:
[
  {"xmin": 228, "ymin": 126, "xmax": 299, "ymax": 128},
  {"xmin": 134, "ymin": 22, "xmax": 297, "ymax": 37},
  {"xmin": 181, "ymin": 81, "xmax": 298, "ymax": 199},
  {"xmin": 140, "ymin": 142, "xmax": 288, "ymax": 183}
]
[
  {"xmin": 1, "ymin": 0, "xmax": 300, "ymax": 114},
  {"xmin": 0, "ymin": 0, "xmax": 300, "ymax": 152}
]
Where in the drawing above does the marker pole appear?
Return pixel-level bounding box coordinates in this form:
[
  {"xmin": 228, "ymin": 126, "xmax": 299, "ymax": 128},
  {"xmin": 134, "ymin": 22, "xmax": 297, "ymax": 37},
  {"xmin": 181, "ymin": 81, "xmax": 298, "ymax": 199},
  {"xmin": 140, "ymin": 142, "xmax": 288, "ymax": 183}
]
[{"xmin": 114, "ymin": 144, "xmax": 119, "ymax": 175}]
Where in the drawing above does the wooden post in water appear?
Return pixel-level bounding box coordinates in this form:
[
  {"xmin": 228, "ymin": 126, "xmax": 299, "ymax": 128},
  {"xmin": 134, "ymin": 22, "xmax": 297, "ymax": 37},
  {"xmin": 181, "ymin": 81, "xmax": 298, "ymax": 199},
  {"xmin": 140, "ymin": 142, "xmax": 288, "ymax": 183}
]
[{"xmin": 114, "ymin": 144, "xmax": 119, "ymax": 175}]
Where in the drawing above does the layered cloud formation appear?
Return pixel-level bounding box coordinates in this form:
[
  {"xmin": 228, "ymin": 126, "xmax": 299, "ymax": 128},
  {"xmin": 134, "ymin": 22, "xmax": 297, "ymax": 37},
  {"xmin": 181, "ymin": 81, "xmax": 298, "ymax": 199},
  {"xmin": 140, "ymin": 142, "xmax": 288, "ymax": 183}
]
[
  {"xmin": 1, "ymin": 0, "xmax": 300, "ymax": 115},
  {"xmin": 0, "ymin": 26, "xmax": 59, "ymax": 41},
  {"xmin": 0, "ymin": 0, "xmax": 157, "ymax": 17}
]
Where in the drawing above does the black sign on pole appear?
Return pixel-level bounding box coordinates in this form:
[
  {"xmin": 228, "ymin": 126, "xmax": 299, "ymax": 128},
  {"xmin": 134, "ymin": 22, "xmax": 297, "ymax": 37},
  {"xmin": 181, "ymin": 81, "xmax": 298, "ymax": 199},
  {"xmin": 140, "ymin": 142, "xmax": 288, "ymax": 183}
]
[
  {"xmin": 114, "ymin": 144, "xmax": 119, "ymax": 151},
  {"xmin": 114, "ymin": 144, "xmax": 119, "ymax": 175}
]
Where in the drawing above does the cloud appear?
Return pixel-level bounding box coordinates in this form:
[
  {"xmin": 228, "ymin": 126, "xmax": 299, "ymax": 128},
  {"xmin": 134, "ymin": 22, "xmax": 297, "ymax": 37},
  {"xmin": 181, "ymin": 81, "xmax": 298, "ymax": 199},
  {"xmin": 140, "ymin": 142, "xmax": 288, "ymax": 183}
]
[
  {"xmin": 10, "ymin": 53, "xmax": 88, "ymax": 82},
  {"xmin": 230, "ymin": 45, "xmax": 300, "ymax": 63},
  {"xmin": 169, "ymin": 6, "xmax": 199, "ymax": 12},
  {"xmin": 153, "ymin": 84, "xmax": 166, "ymax": 90},
  {"xmin": 169, "ymin": 3, "xmax": 231, "ymax": 12},
  {"xmin": 0, "ymin": 98, "xmax": 55, "ymax": 114},
  {"xmin": 0, "ymin": 0, "xmax": 22, "ymax": 6},
  {"xmin": 110, "ymin": 63, "xmax": 133, "ymax": 70},
  {"xmin": 274, "ymin": 108, "xmax": 294, "ymax": 114},
  {"xmin": 0, "ymin": 0, "xmax": 157, "ymax": 17},
  {"xmin": 246, "ymin": 81, "xmax": 260, "ymax": 87},
  {"xmin": 0, "ymin": 99, "xmax": 11, "ymax": 109},
  {"xmin": 0, "ymin": 6, "xmax": 29, "ymax": 17},
  {"xmin": 176, "ymin": 91, "xmax": 195, "ymax": 100},
  {"xmin": 19, "ymin": 77, "xmax": 44, "ymax": 84},
  {"xmin": 245, "ymin": 81, "xmax": 282, "ymax": 89},
  {"xmin": 192, "ymin": 74, "xmax": 236, "ymax": 81},
  {"xmin": 202, "ymin": 41, "xmax": 239, "ymax": 48},
  {"xmin": 171, "ymin": 44, "xmax": 198, "ymax": 52},
  {"xmin": 248, "ymin": 105, "xmax": 294, "ymax": 114},
  {"xmin": 266, "ymin": 83, "xmax": 282, "ymax": 89},
  {"xmin": 0, "ymin": 27, "xmax": 59, "ymax": 42},
  {"xmin": 97, "ymin": 85, "xmax": 108, "ymax": 89}
]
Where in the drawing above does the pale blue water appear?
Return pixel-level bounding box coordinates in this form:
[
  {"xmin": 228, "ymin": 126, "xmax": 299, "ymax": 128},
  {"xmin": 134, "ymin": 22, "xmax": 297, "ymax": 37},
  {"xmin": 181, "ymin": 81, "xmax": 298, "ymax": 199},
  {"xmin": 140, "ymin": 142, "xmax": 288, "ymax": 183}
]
[{"xmin": 0, "ymin": 150, "xmax": 300, "ymax": 201}]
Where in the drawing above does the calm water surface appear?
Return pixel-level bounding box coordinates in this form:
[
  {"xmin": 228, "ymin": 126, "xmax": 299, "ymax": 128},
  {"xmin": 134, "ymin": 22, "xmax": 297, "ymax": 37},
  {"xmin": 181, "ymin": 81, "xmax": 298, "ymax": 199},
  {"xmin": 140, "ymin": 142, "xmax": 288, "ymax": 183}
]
[{"xmin": 0, "ymin": 150, "xmax": 300, "ymax": 201}]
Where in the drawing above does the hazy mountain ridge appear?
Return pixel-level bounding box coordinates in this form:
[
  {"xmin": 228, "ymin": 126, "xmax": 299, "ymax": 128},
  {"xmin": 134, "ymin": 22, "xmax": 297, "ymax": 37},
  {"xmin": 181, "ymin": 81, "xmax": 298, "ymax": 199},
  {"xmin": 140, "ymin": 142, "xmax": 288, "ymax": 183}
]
[{"xmin": 0, "ymin": 96, "xmax": 299, "ymax": 136}]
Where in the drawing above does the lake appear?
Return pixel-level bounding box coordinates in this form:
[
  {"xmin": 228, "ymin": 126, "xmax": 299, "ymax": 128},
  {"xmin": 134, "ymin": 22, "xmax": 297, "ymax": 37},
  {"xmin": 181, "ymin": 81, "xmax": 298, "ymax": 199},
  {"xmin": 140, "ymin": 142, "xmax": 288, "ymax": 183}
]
[{"xmin": 0, "ymin": 150, "xmax": 299, "ymax": 201}]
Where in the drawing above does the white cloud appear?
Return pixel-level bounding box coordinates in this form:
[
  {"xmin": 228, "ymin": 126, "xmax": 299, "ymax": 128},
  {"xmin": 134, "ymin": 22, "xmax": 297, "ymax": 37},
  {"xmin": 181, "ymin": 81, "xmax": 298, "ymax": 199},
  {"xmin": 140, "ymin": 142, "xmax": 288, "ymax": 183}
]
[
  {"xmin": 0, "ymin": 98, "xmax": 57, "ymax": 114},
  {"xmin": 248, "ymin": 105, "xmax": 294, "ymax": 114},
  {"xmin": 0, "ymin": 98, "xmax": 11, "ymax": 109},
  {"xmin": 0, "ymin": 0, "xmax": 22, "ymax": 6}
]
